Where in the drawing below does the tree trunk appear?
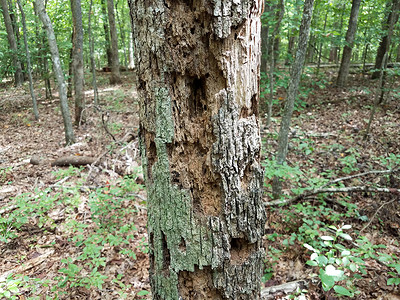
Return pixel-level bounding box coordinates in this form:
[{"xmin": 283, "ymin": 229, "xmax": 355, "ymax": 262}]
[
  {"xmin": 371, "ymin": 0, "xmax": 400, "ymax": 79},
  {"xmin": 71, "ymin": 0, "xmax": 85, "ymax": 125},
  {"xmin": 16, "ymin": 0, "xmax": 39, "ymax": 120},
  {"xmin": 1, "ymin": 0, "xmax": 23, "ymax": 86},
  {"xmin": 115, "ymin": 0, "xmax": 127, "ymax": 67},
  {"xmin": 88, "ymin": 0, "xmax": 99, "ymax": 105},
  {"xmin": 316, "ymin": 11, "xmax": 328, "ymax": 76},
  {"xmin": 67, "ymin": 32, "xmax": 74, "ymax": 98},
  {"xmin": 129, "ymin": 1, "xmax": 266, "ymax": 299},
  {"xmin": 272, "ymin": 0, "xmax": 314, "ymax": 198},
  {"xmin": 336, "ymin": 0, "xmax": 362, "ymax": 87},
  {"xmin": 128, "ymin": 31, "xmax": 135, "ymax": 69},
  {"xmin": 101, "ymin": 0, "xmax": 112, "ymax": 67},
  {"xmin": 36, "ymin": 0, "xmax": 75, "ymax": 145},
  {"xmin": 107, "ymin": 0, "xmax": 121, "ymax": 84}
]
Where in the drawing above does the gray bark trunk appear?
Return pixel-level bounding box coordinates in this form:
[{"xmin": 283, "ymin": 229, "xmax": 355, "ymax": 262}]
[
  {"xmin": 272, "ymin": 0, "xmax": 314, "ymax": 198},
  {"xmin": 36, "ymin": 0, "xmax": 75, "ymax": 145},
  {"xmin": 88, "ymin": 0, "xmax": 99, "ymax": 105},
  {"xmin": 16, "ymin": 0, "xmax": 39, "ymax": 120},
  {"xmin": 129, "ymin": 0, "xmax": 266, "ymax": 299},
  {"xmin": 107, "ymin": 0, "xmax": 121, "ymax": 84},
  {"xmin": 71, "ymin": 0, "xmax": 85, "ymax": 125},
  {"xmin": 336, "ymin": 0, "xmax": 362, "ymax": 87},
  {"xmin": 1, "ymin": 0, "xmax": 23, "ymax": 86}
]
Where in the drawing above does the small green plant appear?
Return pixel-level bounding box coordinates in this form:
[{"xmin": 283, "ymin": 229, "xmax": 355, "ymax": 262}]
[
  {"xmin": 0, "ymin": 274, "xmax": 22, "ymax": 299},
  {"xmin": 0, "ymin": 166, "xmax": 12, "ymax": 184},
  {"xmin": 304, "ymin": 225, "xmax": 364, "ymax": 297}
]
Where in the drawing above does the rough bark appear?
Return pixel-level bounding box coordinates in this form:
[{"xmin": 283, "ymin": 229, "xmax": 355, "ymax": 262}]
[
  {"xmin": 336, "ymin": 0, "xmax": 362, "ymax": 87},
  {"xmin": 16, "ymin": 0, "xmax": 39, "ymax": 120},
  {"xmin": 1, "ymin": 0, "xmax": 24, "ymax": 86},
  {"xmin": 71, "ymin": 0, "xmax": 85, "ymax": 125},
  {"xmin": 371, "ymin": 0, "xmax": 400, "ymax": 79},
  {"xmin": 36, "ymin": 0, "xmax": 75, "ymax": 145},
  {"xmin": 272, "ymin": 0, "xmax": 314, "ymax": 198},
  {"xmin": 107, "ymin": 0, "xmax": 121, "ymax": 84},
  {"xmin": 129, "ymin": 0, "xmax": 266, "ymax": 299}
]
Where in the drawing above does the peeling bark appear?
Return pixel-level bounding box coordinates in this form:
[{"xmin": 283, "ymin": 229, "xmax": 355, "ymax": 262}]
[{"xmin": 129, "ymin": 1, "xmax": 266, "ymax": 299}]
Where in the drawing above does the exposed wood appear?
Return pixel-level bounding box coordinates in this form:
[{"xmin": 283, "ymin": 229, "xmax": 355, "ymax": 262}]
[{"xmin": 261, "ymin": 280, "xmax": 308, "ymax": 299}]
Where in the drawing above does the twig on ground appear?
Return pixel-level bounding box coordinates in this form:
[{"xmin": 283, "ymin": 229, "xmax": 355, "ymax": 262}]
[{"xmin": 360, "ymin": 197, "xmax": 398, "ymax": 233}]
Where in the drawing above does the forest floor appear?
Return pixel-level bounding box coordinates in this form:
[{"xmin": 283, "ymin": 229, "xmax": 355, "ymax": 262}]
[{"xmin": 0, "ymin": 69, "xmax": 399, "ymax": 299}]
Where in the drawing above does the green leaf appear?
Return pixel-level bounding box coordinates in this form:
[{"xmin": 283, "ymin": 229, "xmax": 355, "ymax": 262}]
[
  {"xmin": 306, "ymin": 260, "xmax": 318, "ymax": 266},
  {"xmin": 137, "ymin": 290, "xmax": 149, "ymax": 296},
  {"xmin": 334, "ymin": 285, "xmax": 353, "ymax": 296}
]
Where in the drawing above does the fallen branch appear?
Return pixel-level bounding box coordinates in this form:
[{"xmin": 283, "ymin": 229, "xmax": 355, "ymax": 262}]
[
  {"xmin": 265, "ymin": 185, "xmax": 400, "ymax": 207},
  {"xmin": 360, "ymin": 198, "xmax": 398, "ymax": 233},
  {"xmin": 0, "ymin": 249, "xmax": 54, "ymax": 281},
  {"xmin": 319, "ymin": 168, "xmax": 399, "ymax": 189}
]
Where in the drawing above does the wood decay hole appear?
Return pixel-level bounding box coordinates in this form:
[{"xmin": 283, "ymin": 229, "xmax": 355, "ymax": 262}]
[
  {"xmin": 230, "ymin": 237, "xmax": 255, "ymax": 265},
  {"xmin": 161, "ymin": 231, "xmax": 171, "ymax": 273},
  {"xmin": 239, "ymin": 94, "xmax": 258, "ymax": 119},
  {"xmin": 189, "ymin": 76, "xmax": 207, "ymax": 117},
  {"xmin": 179, "ymin": 237, "xmax": 186, "ymax": 253},
  {"xmin": 146, "ymin": 140, "xmax": 157, "ymax": 180},
  {"xmin": 178, "ymin": 266, "xmax": 223, "ymax": 300}
]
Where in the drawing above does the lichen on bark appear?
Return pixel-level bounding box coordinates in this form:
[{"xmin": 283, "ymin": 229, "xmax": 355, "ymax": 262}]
[{"xmin": 129, "ymin": 0, "xmax": 266, "ymax": 299}]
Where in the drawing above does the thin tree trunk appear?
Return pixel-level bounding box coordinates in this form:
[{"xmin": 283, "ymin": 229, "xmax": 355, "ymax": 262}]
[
  {"xmin": 316, "ymin": 11, "xmax": 328, "ymax": 76},
  {"xmin": 71, "ymin": 0, "xmax": 85, "ymax": 125},
  {"xmin": 115, "ymin": 0, "xmax": 127, "ymax": 67},
  {"xmin": 107, "ymin": 0, "xmax": 121, "ymax": 84},
  {"xmin": 267, "ymin": 0, "xmax": 284, "ymax": 127},
  {"xmin": 371, "ymin": 0, "xmax": 400, "ymax": 79},
  {"xmin": 101, "ymin": 0, "xmax": 112, "ymax": 67},
  {"xmin": 365, "ymin": 52, "xmax": 388, "ymax": 139},
  {"xmin": 272, "ymin": 0, "xmax": 315, "ymax": 199},
  {"xmin": 128, "ymin": 31, "xmax": 135, "ymax": 69},
  {"xmin": 16, "ymin": 0, "xmax": 39, "ymax": 120},
  {"xmin": 88, "ymin": 0, "xmax": 99, "ymax": 105},
  {"xmin": 336, "ymin": 0, "xmax": 362, "ymax": 87},
  {"xmin": 35, "ymin": 0, "xmax": 75, "ymax": 145},
  {"xmin": 129, "ymin": 0, "xmax": 266, "ymax": 298},
  {"xmin": 67, "ymin": 32, "xmax": 74, "ymax": 98},
  {"xmin": 1, "ymin": 0, "xmax": 23, "ymax": 86}
]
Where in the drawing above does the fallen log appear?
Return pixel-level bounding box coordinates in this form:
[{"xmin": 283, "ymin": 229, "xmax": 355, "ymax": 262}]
[{"xmin": 51, "ymin": 156, "xmax": 95, "ymax": 167}]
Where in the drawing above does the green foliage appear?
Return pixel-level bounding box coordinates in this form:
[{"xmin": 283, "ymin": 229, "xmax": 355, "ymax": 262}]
[
  {"xmin": 304, "ymin": 225, "xmax": 363, "ymax": 296},
  {"xmin": 0, "ymin": 275, "xmax": 22, "ymax": 299}
]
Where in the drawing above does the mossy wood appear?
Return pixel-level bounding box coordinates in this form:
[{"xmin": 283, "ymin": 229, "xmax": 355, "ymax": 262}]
[{"xmin": 129, "ymin": 1, "xmax": 266, "ymax": 299}]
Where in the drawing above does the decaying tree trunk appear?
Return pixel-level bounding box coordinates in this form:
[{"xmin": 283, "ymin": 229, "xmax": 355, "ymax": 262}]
[
  {"xmin": 129, "ymin": 1, "xmax": 266, "ymax": 299},
  {"xmin": 336, "ymin": 0, "xmax": 362, "ymax": 87}
]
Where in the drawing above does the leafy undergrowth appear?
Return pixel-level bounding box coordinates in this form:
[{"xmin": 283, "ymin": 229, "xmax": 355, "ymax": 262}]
[
  {"xmin": 1, "ymin": 69, "xmax": 400, "ymax": 299},
  {"xmin": 0, "ymin": 71, "xmax": 151, "ymax": 299},
  {"xmin": 262, "ymin": 71, "xmax": 400, "ymax": 299}
]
